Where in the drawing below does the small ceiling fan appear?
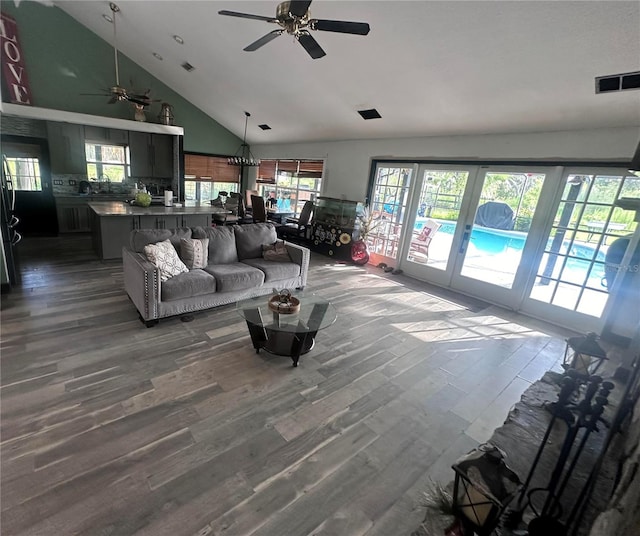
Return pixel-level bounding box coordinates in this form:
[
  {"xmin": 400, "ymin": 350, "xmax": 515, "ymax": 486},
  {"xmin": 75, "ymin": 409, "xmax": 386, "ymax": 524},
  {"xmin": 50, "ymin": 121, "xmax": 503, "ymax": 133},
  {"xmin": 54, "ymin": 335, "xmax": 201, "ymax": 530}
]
[
  {"xmin": 82, "ymin": 2, "xmax": 155, "ymax": 107},
  {"xmin": 218, "ymin": 0, "xmax": 370, "ymax": 59}
]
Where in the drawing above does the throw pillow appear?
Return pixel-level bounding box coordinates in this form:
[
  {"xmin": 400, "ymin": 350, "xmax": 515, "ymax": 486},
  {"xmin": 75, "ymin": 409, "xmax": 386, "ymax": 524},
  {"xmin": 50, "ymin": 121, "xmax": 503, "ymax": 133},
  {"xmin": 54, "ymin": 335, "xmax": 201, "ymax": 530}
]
[
  {"xmin": 180, "ymin": 237, "xmax": 209, "ymax": 269},
  {"xmin": 262, "ymin": 240, "xmax": 291, "ymax": 262},
  {"xmin": 144, "ymin": 239, "xmax": 188, "ymax": 282}
]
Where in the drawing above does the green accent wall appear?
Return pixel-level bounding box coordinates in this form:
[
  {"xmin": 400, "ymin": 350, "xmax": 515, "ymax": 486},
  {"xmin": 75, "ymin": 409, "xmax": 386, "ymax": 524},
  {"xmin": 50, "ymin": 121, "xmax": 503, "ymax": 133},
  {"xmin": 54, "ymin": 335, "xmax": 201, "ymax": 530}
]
[{"xmin": 1, "ymin": 1, "xmax": 240, "ymax": 154}]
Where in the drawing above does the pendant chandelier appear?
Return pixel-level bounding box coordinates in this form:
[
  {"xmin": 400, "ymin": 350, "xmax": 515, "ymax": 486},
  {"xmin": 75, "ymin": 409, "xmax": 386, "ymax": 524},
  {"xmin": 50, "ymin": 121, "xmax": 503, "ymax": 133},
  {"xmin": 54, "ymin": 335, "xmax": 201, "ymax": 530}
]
[{"xmin": 228, "ymin": 111, "xmax": 260, "ymax": 166}]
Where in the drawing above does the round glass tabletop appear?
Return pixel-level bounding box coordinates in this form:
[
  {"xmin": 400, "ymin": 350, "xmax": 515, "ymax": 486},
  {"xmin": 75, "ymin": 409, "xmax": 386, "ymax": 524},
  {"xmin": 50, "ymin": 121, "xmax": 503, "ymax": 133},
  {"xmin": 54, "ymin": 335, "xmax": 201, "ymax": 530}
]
[{"xmin": 235, "ymin": 291, "xmax": 337, "ymax": 334}]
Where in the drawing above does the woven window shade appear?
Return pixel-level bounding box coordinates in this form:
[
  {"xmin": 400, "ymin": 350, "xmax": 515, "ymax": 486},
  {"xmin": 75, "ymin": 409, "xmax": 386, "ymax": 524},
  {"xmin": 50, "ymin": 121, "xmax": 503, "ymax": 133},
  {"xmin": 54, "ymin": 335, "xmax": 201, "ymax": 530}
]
[
  {"xmin": 298, "ymin": 160, "xmax": 324, "ymax": 173},
  {"xmin": 258, "ymin": 160, "xmax": 277, "ymax": 181},
  {"xmin": 277, "ymin": 160, "xmax": 298, "ymax": 173},
  {"xmin": 184, "ymin": 154, "xmax": 239, "ymax": 182},
  {"xmin": 256, "ymin": 159, "xmax": 324, "ymax": 180}
]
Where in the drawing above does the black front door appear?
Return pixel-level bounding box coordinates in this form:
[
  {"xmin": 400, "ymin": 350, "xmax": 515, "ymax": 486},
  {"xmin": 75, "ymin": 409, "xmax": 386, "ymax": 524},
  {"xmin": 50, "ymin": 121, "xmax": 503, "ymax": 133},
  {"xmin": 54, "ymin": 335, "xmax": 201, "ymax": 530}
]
[{"xmin": 1, "ymin": 135, "xmax": 58, "ymax": 236}]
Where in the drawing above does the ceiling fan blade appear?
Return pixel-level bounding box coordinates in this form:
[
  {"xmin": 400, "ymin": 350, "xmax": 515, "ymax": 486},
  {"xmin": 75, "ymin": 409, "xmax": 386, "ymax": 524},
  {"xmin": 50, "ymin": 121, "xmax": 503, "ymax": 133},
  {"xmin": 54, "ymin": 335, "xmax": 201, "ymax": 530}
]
[
  {"xmin": 218, "ymin": 10, "xmax": 276, "ymax": 23},
  {"xmin": 244, "ymin": 30, "xmax": 283, "ymax": 52},
  {"xmin": 127, "ymin": 93, "xmax": 152, "ymax": 106},
  {"xmin": 297, "ymin": 31, "xmax": 325, "ymax": 59},
  {"xmin": 289, "ymin": 1, "xmax": 312, "ymax": 18},
  {"xmin": 311, "ymin": 19, "xmax": 370, "ymax": 35}
]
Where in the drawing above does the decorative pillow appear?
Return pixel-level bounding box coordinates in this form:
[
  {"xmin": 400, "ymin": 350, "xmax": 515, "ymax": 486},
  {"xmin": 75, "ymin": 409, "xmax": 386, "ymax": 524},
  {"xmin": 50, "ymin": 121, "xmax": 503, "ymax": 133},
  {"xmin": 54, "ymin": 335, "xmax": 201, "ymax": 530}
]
[
  {"xmin": 144, "ymin": 239, "xmax": 188, "ymax": 282},
  {"xmin": 180, "ymin": 238, "xmax": 209, "ymax": 269},
  {"xmin": 262, "ymin": 240, "xmax": 291, "ymax": 262}
]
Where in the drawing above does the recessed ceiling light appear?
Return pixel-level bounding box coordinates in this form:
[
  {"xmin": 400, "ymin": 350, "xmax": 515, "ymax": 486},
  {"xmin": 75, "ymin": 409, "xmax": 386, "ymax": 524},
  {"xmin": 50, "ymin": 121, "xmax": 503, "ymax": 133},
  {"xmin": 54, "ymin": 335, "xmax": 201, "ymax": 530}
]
[
  {"xmin": 181, "ymin": 62, "xmax": 195, "ymax": 72},
  {"xmin": 152, "ymin": 52, "xmax": 163, "ymax": 60},
  {"xmin": 102, "ymin": 14, "xmax": 113, "ymax": 23},
  {"xmin": 357, "ymin": 108, "xmax": 382, "ymax": 120},
  {"xmin": 258, "ymin": 124, "xmax": 271, "ymax": 130},
  {"xmin": 173, "ymin": 35, "xmax": 184, "ymax": 45}
]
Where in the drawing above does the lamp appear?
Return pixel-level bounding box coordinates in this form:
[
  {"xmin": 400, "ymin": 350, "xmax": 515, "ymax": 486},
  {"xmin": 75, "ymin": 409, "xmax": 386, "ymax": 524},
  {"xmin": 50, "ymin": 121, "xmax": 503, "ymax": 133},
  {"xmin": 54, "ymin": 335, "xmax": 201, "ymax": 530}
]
[
  {"xmin": 562, "ymin": 332, "xmax": 608, "ymax": 376},
  {"xmin": 451, "ymin": 443, "xmax": 521, "ymax": 536},
  {"xmin": 228, "ymin": 111, "xmax": 260, "ymax": 167}
]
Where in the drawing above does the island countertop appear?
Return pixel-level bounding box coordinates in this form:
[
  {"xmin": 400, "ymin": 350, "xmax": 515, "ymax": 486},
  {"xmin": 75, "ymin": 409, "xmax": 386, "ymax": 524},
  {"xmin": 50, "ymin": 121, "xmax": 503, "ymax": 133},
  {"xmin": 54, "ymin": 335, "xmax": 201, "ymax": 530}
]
[{"xmin": 88, "ymin": 201, "xmax": 228, "ymax": 216}]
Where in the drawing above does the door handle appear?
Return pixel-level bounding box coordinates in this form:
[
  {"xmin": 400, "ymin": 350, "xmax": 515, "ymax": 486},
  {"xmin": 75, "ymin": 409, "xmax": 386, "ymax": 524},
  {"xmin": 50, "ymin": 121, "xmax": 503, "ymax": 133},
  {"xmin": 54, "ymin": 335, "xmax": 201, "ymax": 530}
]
[
  {"xmin": 459, "ymin": 231, "xmax": 470, "ymax": 254},
  {"xmin": 9, "ymin": 215, "xmax": 19, "ymax": 228},
  {"xmin": 11, "ymin": 231, "xmax": 22, "ymax": 245}
]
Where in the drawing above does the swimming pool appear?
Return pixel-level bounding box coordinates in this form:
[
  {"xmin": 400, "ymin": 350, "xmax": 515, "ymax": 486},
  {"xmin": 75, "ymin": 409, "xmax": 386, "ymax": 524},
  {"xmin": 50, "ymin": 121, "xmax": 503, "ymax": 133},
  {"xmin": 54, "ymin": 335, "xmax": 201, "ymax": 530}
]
[{"xmin": 414, "ymin": 218, "xmax": 607, "ymax": 287}]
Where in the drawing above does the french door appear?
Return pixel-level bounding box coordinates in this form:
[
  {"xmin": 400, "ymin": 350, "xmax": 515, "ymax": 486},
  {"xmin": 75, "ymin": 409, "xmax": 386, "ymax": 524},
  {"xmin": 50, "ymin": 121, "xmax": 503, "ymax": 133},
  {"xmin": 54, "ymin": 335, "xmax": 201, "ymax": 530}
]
[
  {"xmin": 520, "ymin": 168, "xmax": 639, "ymax": 332},
  {"xmin": 368, "ymin": 161, "xmax": 637, "ymax": 332},
  {"xmin": 399, "ymin": 165, "xmax": 474, "ymax": 286},
  {"xmin": 366, "ymin": 164, "xmax": 414, "ymax": 268},
  {"xmin": 398, "ymin": 165, "xmax": 553, "ymax": 309}
]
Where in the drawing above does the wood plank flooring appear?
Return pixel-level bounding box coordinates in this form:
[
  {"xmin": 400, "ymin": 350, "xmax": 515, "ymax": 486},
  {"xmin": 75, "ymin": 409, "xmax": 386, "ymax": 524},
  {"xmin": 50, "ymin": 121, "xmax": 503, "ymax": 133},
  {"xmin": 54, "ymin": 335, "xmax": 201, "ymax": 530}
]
[{"xmin": 1, "ymin": 234, "xmax": 573, "ymax": 536}]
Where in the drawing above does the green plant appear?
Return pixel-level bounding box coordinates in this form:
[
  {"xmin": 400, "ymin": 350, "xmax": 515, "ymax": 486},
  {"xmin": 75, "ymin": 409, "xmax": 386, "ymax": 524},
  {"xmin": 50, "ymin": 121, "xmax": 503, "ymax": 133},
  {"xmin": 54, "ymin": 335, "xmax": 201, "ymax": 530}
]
[{"xmin": 357, "ymin": 205, "xmax": 383, "ymax": 241}]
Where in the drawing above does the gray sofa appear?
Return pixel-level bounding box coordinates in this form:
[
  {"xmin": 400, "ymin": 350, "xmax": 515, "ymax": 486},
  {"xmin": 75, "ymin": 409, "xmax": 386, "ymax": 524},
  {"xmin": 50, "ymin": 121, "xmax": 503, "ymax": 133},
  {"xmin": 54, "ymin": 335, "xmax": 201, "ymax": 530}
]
[{"xmin": 123, "ymin": 223, "xmax": 310, "ymax": 326}]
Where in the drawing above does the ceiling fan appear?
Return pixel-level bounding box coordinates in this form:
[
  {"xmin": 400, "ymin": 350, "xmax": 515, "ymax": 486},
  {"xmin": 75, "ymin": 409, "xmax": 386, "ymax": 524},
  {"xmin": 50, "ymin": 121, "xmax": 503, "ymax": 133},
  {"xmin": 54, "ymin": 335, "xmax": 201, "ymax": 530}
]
[
  {"xmin": 82, "ymin": 2, "xmax": 154, "ymax": 107},
  {"xmin": 218, "ymin": 0, "xmax": 370, "ymax": 59}
]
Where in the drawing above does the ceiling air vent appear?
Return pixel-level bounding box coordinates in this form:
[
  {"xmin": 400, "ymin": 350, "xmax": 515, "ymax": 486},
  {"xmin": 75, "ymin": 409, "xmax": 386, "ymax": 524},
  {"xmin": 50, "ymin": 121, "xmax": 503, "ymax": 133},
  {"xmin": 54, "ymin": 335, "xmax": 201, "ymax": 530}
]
[
  {"xmin": 181, "ymin": 62, "xmax": 195, "ymax": 72},
  {"xmin": 357, "ymin": 108, "xmax": 381, "ymax": 120},
  {"xmin": 596, "ymin": 71, "xmax": 640, "ymax": 94},
  {"xmin": 258, "ymin": 124, "xmax": 271, "ymax": 130}
]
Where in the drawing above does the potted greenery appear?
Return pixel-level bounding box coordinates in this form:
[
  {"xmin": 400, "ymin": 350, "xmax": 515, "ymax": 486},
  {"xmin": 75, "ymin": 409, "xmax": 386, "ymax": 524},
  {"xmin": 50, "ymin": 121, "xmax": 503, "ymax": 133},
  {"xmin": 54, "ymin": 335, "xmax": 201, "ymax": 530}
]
[{"xmin": 351, "ymin": 205, "xmax": 381, "ymax": 265}]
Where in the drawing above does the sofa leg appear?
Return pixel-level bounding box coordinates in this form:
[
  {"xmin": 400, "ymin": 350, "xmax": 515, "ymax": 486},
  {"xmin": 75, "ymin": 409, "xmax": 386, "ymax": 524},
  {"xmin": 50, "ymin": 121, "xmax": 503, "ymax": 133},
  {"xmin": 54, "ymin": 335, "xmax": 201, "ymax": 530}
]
[{"xmin": 139, "ymin": 314, "xmax": 159, "ymax": 328}]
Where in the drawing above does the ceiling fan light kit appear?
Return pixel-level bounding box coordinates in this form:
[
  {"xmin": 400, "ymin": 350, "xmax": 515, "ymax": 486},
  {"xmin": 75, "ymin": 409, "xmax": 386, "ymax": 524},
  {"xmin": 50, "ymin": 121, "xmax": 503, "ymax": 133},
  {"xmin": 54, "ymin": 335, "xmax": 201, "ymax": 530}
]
[
  {"xmin": 228, "ymin": 112, "xmax": 260, "ymax": 167},
  {"xmin": 219, "ymin": 0, "xmax": 370, "ymax": 59}
]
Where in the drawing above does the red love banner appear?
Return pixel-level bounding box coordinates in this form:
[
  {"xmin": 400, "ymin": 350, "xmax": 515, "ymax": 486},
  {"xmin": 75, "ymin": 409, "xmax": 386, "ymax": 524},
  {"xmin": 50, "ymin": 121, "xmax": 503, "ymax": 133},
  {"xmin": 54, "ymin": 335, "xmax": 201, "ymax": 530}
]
[{"xmin": 1, "ymin": 12, "xmax": 32, "ymax": 105}]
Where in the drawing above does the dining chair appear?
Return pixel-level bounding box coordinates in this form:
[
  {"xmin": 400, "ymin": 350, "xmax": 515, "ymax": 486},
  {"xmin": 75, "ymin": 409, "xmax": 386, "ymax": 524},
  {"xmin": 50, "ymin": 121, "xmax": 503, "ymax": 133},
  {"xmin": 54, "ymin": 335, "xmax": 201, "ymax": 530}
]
[
  {"xmin": 251, "ymin": 195, "xmax": 268, "ymax": 223},
  {"xmin": 278, "ymin": 200, "xmax": 314, "ymax": 240}
]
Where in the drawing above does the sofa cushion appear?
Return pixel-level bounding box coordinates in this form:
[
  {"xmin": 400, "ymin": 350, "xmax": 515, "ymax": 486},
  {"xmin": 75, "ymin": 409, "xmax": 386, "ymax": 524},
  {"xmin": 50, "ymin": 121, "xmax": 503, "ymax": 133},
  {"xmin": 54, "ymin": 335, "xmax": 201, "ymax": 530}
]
[
  {"xmin": 192, "ymin": 226, "xmax": 238, "ymax": 264},
  {"xmin": 130, "ymin": 228, "xmax": 192, "ymax": 253},
  {"xmin": 204, "ymin": 263, "xmax": 265, "ymax": 292},
  {"xmin": 242, "ymin": 258, "xmax": 301, "ymax": 283},
  {"xmin": 234, "ymin": 223, "xmax": 278, "ymax": 261},
  {"xmin": 161, "ymin": 269, "xmax": 216, "ymax": 301},
  {"xmin": 144, "ymin": 239, "xmax": 189, "ymax": 282},
  {"xmin": 180, "ymin": 238, "xmax": 209, "ymax": 269}
]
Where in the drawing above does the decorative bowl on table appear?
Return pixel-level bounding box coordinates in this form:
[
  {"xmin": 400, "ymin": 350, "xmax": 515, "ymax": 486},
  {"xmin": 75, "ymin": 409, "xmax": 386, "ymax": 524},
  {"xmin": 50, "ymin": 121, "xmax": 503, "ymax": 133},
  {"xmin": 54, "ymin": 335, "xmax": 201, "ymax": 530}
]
[{"xmin": 268, "ymin": 290, "xmax": 300, "ymax": 314}]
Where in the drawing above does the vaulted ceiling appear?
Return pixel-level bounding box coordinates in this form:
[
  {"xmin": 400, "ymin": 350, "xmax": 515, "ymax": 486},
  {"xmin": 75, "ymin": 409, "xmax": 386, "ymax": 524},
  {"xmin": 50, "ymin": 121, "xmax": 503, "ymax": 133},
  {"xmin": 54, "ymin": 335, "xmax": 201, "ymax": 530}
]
[{"xmin": 55, "ymin": 0, "xmax": 640, "ymax": 145}]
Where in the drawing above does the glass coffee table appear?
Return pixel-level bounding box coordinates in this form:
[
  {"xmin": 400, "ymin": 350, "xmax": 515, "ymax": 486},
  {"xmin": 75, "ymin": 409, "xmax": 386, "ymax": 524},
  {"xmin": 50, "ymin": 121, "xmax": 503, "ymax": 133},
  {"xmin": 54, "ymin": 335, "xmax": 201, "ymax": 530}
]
[{"xmin": 235, "ymin": 291, "xmax": 337, "ymax": 367}]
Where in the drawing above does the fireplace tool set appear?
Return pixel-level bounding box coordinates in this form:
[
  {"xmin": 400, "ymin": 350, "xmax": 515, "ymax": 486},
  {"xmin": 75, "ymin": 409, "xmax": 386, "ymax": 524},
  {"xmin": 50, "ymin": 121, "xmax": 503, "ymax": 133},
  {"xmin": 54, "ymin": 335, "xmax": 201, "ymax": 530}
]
[{"xmin": 501, "ymin": 368, "xmax": 615, "ymax": 536}]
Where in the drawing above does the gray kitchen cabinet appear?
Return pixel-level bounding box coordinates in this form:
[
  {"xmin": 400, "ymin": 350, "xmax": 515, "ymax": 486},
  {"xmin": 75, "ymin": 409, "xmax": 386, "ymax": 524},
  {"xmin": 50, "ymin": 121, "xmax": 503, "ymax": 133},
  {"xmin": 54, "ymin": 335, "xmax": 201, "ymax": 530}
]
[
  {"xmin": 47, "ymin": 122, "xmax": 86, "ymax": 174},
  {"xmin": 56, "ymin": 197, "xmax": 92, "ymax": 232},
  {"xmin": 94, "ymin": 216, "xmax": 139, "ymax": 259},
  {"xmin": 180, "ymin": 214, "xmax": 211, "ymax": 228},
  {"xmin": 139, "ymin": 214, "xmax": 180, "ymax": 230},
  {"xmin": 57, "ymin": 196, "xmax": 129, "ymax": 233},
  {"xmin": 84, "ymin": 126, "xmax": 129, "ymax": 144},
  {"xmin": 129, "ymin": 132, "xmax": 174, "ymax": 179}
]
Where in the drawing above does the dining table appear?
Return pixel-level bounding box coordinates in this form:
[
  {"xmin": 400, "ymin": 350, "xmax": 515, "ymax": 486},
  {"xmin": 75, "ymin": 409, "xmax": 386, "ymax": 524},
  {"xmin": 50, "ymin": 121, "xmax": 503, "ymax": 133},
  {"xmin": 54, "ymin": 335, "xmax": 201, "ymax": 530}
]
[{"xmin": 267, "ymin": 209, "xmax": 295, "ymax": 224}]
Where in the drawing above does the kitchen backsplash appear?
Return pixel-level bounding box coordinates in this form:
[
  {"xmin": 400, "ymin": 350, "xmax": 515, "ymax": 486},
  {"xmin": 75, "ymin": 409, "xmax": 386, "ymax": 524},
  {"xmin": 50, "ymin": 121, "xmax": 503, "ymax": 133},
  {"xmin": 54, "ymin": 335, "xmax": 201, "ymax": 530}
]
[{"xmin": 52, "ymin": 174, "xmax": 174, "ymax": 196}]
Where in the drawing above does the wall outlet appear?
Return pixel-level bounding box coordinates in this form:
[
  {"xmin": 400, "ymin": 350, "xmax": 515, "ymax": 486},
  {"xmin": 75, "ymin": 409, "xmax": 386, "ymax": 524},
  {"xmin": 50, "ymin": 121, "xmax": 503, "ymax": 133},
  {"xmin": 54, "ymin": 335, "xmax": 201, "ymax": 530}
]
[
  {"xmin": 53, "ymin": 179, "xmax": 63, "ymax": 185},
  {"xmin": 68, "ymin": 179, "xmax": 77, "ymax": 186}
]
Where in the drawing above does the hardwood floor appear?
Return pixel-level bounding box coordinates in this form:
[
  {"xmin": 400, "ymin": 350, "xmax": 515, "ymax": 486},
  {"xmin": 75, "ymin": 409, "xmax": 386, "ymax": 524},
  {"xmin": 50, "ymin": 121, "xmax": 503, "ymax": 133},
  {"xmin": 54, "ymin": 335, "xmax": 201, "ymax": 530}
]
[{"xmin": 1, "ymin": 234, "xmax": 572, "ymax": 536}]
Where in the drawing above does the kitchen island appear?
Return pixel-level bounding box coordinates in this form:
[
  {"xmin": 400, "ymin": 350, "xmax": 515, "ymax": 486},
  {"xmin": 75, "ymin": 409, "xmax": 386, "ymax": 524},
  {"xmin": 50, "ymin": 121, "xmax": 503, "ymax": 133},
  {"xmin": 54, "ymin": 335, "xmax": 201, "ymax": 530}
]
[{"xmin": 89, "ymin": 201, "xmax": 227, "ymax": 259}]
